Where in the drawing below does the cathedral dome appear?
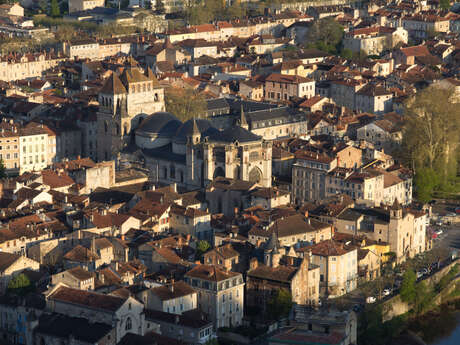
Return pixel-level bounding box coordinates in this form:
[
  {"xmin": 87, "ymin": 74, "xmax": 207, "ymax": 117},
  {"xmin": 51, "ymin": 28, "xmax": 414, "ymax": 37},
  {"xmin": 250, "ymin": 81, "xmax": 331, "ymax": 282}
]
[
  {"xmin": 135, "ymin": 112, "xmax": 181, "ymax": 149},
  {"xmin": 173, "ymin": 118, "xmax": 217, "ymax": 144}
]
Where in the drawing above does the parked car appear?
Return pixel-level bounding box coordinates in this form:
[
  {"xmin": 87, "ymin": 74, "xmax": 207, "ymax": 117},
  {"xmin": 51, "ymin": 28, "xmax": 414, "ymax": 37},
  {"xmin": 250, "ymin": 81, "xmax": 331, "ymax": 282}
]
[
  {"xmin": 366, "ymin": 296, "xmax": 376, "ymax": 304},
  {"xmin": 383, "ymin": 288, "xmax": 392, "ymax": 297},
  {"xmin": 421, "ymin": 268, "xmax": 429, "ymax": 276},
  {"xmin": 435, "ymin": 229, "xmax": 443, "ymax": 235},
  {"xmin": 416, "ymin": 271, "xmax": 424, "ymax": 279}
]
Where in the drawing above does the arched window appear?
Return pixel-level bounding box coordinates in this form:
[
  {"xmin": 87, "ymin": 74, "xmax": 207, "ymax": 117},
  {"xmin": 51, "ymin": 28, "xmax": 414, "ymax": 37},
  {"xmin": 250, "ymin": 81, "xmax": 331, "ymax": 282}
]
[
  {"xmin": 104, "ymin": 121, "xmax": 108, "ymax": 134},
  {"xmin": 125, "ymin": 317, "xmax": 132, "ymax": 331},
  {"xmin": 154, "ymin": 93, "xmax": 158, "ymax": 101},
  {"xmin": 170, "ymin": 165, "xmax": 176, "ymax": 179}
]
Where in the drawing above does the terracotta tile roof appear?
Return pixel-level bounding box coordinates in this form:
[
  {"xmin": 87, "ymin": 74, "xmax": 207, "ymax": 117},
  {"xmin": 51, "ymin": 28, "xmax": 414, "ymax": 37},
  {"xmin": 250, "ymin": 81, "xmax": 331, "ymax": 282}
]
[
  {"xmin": 66, "ymin": 266, "xmax": 93, "ymax": 281},
  {"xmin": 186, "ymin": 264, "xmax": 240, "ymax": 282},
  {"xmin": 247, "ymin": 262, "xmax": 298, "ymax": 283},
  {"xmin": 100, "ymin": 72, "xmax": 126, "ymax": 94},
  {"xmin": 154, "ymin": 247, "xmax": 183, "ymax": 265},
  {"xmin": 309, "ymin": 239, "xmax": 355, "ymax": 257},
  {"xmin": 63, "ymin": 245, "xmax": 99, "ymax": 263},
  {"xmin": 150, "ymin": 281, "xmax": 196, "ymax": 301},
  {"xmin": 399, "ymin": 45, "xmax": 430, "ymax": 57},
  {"xmin": 266, "ymin": 73, "xmax": 313, "ymax": 84},
  {"xmin": 41, "ymin": 170, "xmax": 75, "ymax": 189},
  {"xmin": 204, "ymin": 244, "xmax": 239, "ymax": 260},
  {"xmin": 48, "ymin": 285, "xmax": 126, "ymax": 312},
  {"xmin": 89, "ymin": 212, "xmax": 131, "ymax": 229}
]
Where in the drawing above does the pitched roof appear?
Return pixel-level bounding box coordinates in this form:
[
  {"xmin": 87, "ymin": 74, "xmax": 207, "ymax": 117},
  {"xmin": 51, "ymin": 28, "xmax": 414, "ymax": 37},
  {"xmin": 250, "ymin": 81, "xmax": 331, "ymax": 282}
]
[
  {"xmin": 150, "ymin": 281, "xmax": 196, "ymax": 301},
  {"xmin": 100, "ymin": 73, "xmax": 127, "ymax": 94},
  {"xmin": 0, "ymin": 252, "xmax": 21, "ymax": 272},
  {"xmin": 48, "ymin": 285, "xmax": 126, "ymax": 312},
  {"xmin": 247, "ymin": 262, "xmax": 298, "ymax": 283},
  {"xmin": 309, "ymin": 240, "xmax": 355, "ymax": 257},
  {"xmin": 63, "ymin": 245, "xmax": 99, "ymax": 263},
  {"xmin": 186, "ymin": 264, "xmax": 240, "ymax": 282}
]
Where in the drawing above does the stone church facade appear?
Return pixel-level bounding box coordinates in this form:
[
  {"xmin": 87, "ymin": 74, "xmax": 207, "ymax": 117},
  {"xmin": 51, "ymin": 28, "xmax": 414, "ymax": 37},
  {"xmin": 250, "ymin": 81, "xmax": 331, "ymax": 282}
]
[{"xmin": 131, "ymin": 113, "xmax": 272, "ymax": 189}]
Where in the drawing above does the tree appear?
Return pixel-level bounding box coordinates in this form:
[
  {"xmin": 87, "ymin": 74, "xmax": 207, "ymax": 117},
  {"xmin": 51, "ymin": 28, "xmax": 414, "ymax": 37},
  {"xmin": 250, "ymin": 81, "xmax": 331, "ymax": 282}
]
[
  {"xmin": 413, "ymin": 168, "xmax": 440, "ymax": 202},
  {"xmin": 399, "ymin": 87, "xmax": 459, "ymax": 197},
  {"xmin": 400, "ymin": 270, "xmax": 417, "ymax": 305},
  {"xmin": 38, "ymin": 0, "xmax": 47, "ymax": 13},
  {"xmin": 196, "ymin": 240, "xmax": 210, "ymax": 259},
  {"xmin": 267, "ymin": 289, "xmax": 292, "ymax": 320},
  {"xmin": 165, "ymin": 88, "xmax": 207, "ymax": 121},
  {"xmin": 8, "ymin": 273, "xmax": 32, "ymax": 296},
  {"xmin": 305, "ymin": 17, "xmax": 344, "ymax": 54},
  {"xmin": 440, "ymin": 0, "xmax": 450, "ymax": 10},
  {"xmin": 341, "ymin": 48, "xmax": 353, "ymax": 60},
  {"xmin": 0, "ymin": 159, "xmax": 6, "ymax": 179},
  {"xmin": 50, "ymin": 0, "xmax": 60, "ymax": 17},
  {"xmin": 155, "ymin": 0, "xmax": 165, "ymax": 13}
]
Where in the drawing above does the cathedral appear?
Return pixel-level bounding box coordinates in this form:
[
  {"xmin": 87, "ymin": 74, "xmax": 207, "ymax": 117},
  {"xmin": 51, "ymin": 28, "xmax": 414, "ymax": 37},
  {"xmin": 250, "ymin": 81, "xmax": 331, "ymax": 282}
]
[
  {"xmin": 97, "ymin": 66, "xmax": 165, "ymax": 162},
  {"xmin": 131, "ymin": 112, "xmax": 272, "ymax": 189},
  {"xmin": 96, "ymin": 65, "xmax": 272, "ymax": 189}
]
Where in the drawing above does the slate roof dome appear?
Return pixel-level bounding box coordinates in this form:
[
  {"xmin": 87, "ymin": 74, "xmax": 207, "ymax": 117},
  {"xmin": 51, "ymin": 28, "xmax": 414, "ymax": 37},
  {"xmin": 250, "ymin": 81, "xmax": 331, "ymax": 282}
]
[
  {"xmin": 173, "ymin": 119, "xmax": 219, "ymax": 144},
  {"xmin": 136, "ymin": 112, "xmax": 181, "ymax": 137}
]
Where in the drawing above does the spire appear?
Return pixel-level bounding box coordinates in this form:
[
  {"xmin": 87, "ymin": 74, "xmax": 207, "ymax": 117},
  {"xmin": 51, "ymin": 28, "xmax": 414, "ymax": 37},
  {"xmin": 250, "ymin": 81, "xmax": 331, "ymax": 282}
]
[
  {"xmin": 390, "ymin": 198, "xmax": 401, "ymax": 210},
  {"xmin": 192, "ymin": 117, "xmax": 200, "ymax": 135},
  {"xmin": 264, "ymin": 230, "xmax": 280, "ymax": 253},
  {"xmin": 239, "ymin": 103, "xmax": 248, "ymax": 129}
]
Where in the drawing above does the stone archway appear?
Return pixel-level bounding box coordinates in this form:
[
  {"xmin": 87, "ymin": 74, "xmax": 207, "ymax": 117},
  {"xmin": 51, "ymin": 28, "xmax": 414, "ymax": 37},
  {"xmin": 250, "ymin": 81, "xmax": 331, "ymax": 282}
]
[
  {"xmin": 213, "ymin": 166, "xmax": 225, "ymax": 179},
  {"xmin": 249, "ymin": 167, "xmax": 262, "ymax": 183}
]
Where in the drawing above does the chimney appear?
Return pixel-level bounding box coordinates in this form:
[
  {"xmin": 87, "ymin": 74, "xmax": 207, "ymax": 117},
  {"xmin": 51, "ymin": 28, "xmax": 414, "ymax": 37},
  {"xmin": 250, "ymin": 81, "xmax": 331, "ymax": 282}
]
[
  {"xmin": 304, "ymin": 210, "xmax": 309, "ymax": 218},
  {"xmin": 121, "ymin": 234, "xmax": 125, "ymax": 241}
]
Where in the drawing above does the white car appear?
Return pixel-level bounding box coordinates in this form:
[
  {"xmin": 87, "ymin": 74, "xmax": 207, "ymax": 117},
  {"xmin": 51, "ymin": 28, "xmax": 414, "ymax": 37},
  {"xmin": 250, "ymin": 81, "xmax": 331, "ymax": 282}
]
[
  {"xmin": 416, "ymin": 271, "xmax": 424, "ymax": 279},
  {"xmin": 383, "ymin": 289, "xmax": 392, "ymax": 297},
  {"xmin": 435, "ymin": 229, "xmax": 443, "ymax": 235},
  {"xmin": 366, "ymin": 296, "xmax": 376, "ymax": 304}
]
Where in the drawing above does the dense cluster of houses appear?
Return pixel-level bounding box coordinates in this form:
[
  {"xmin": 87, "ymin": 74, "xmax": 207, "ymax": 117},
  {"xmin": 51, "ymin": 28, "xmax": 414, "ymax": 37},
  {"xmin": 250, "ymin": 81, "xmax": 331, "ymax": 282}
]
[{"xmin": 0, "ymin": 0, "xmax": 457, "ymax": 344}]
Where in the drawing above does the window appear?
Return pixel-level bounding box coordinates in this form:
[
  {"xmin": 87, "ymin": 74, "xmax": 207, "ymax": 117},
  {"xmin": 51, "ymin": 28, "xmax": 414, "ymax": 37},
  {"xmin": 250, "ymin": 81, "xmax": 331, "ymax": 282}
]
[{"xmin": 125, "ymin": 317, "xmax": 132, "ymax": 331}]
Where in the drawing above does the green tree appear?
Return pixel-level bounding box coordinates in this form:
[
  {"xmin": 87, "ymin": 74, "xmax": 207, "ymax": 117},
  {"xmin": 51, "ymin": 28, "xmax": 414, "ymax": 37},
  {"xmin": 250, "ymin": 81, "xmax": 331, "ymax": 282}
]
[
  {"xmin": 400, "ymin": 270, "xmax": 417, "ymax": 305},
  {"xmin": 8, "ymin": 273, "xmax": 31, "ymax": 295},
  {"xmin": 50, "ymin": 0, "xmax": 60, "ymax": 17},
  {"xmin": 399, "ymin": 87, "xmax": 459, "ymax": 197},
  {"xmin": 165, "ymin": 88, "xmax": 207, "ymax": 121},
  {"xmin": 267, "ymin": 289, "xmax": 292, "ymax": 320},
  {"xmin": 440, "ymin": 0, "xmax": 450, "ymax": 10},
  {"xmin": 341, "ymin": 48, "xmax": 353, "ymax": 60},
  {"xmin": 305, "ymin": 17, "xmax": 344, "ymax": 54},
  {"xmin": 196, "ymin": 240, "xmax": 211, "ymax": 259},
  {"xmin": 413, "ymin": 168, "xmax": 440, "ymax": 202},
  {"xmin": 0, "ymin": 159, "xmax": 6, "ymax": 178}
]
